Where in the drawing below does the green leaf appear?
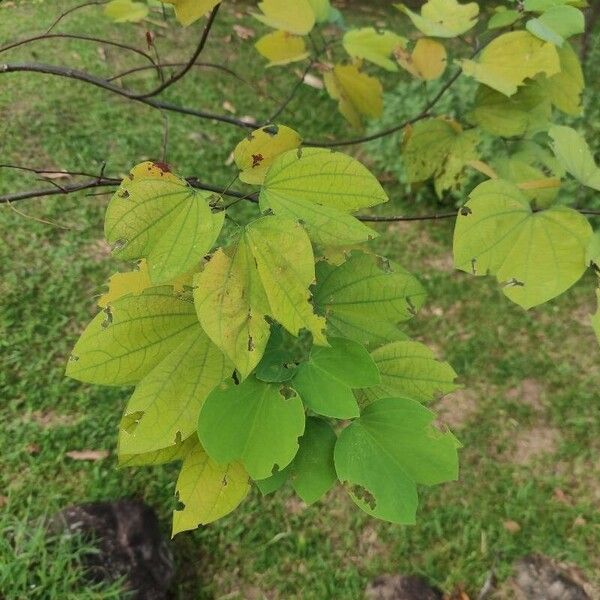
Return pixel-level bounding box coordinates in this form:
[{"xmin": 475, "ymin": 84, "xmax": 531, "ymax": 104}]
[
  {"xmin": 118, "ymin": 328, "xmax": 231, "ymax": 456},
  {"xmin": 119, "ymin": 434, "xmax": 196, "ymax": 467},
  {"xmin": 289, "ymin": 418, "xmax": 337, "ymax": 504},
  {"xmin": 105, "ymin": 162, "xmax": 224, "ymax": 284},
  {"xmin": 172, "ymin": 440, "xmax": 250, "ymax": 535},
  {"xmin": 313, "ymin": 252, "xmax": 426, "ymax": 345},
  {"xmin": 453, "ymin": 179, "xmax": 592, "ymax": 309},
  {"xmin": 402, "ymin": 119, "xmax": 479, "ymax": 197},
  {"xmin": 259, "ymin": 147, "xmax": 386, "ymax": 245},
  {"xmin": 234, "ymin": 124, "xmax": 302, "ymax": 185},
  {"xmin": 526, "ymin": 5, "xmax": 584, "ymax": 46},
  {"xmin": 548, "ymin": 126, "xmax": 600, "ymax": 191},
  {"xmin": 470, "ymin": 83, "xmax": 551, "ymax": 138},
  {"xmin": 541, "ymin": 42, "xmax": 584, "ymax": 115},
  {"xmin": 307, "ymin": 0, "xmax": 331, "ymax": 22},
  {"xmin": 342, "ymin": 28, "xmax": 406, "ymax": 72},
  {"xmin": 460, "ymin": 31, "xmax": 560, "ymax": 97},
  {"xmin": 359, "ymin": 341, "xmax": 458, "ymax": 405},
  {"xmin": 323, "ymin": 64, "xmax": 383, "ymax": 129},
  {"xmin": 194, "ymin": 245, "xmax": 271, "ymax": 380},
  {"xmin": 334, "ymin": 397, "xmax": 459, "ymax": 524},
  {"xmin": 255, "ymin": 325, "xmax": 307, "ymax": 383},
  {"xmin": 292, "ymin": 337, "xmax": 380, "ymax": 419},
  {"xmin": 488, "ymin": 8, "xmax": 521, "ymax": 29},
  {"xmin": 396, "ymin": 0, "xmax": 479, "ymax": 38},
  {"xmin": 255, "ymin": 467, "xmax": 289, "ymax": 495},
  {"xmin": 104, "ymin": 0, "xmax": 149, "ymax": 22},
  {"xmin": 66, "ymin": 288, "xmax": 198, "ymax": 385},
  {"xmin": 245, "ymin": 216, "xmax": 327, "ymax": 344},
  {"xmin": 252, "ymin": 0, "xmax": 315, "ymax": 35},
  {"xmin": 586, "ymin": 231, "xmax": 600, "ymax": 268},
  {"xmin": 197, "ymin": 377, "xmax": 306, "ymax": 480}
]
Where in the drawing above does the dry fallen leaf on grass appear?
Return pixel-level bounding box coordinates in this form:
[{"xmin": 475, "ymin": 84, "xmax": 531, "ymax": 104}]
[
  {"xmin": 65, "ymin": 449, "xmax": 110, "ymax": 461},
  {"xmin": 39, "ymin": 171, "xmax": 71, "ymax": 180},
  {"xmin": 233, "ymin": 24, "xmax": 255, "ymax": 40}
]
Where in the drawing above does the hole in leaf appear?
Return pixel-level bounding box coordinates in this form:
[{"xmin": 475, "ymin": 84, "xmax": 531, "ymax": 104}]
[
  {"xmin": 460, "ymin": 206, "xmax": 472, "ymax": 216},
  {"xmin": 262, "ymin": 124, "xmax": 279, "ymax": 136},
  {"xmin": 101, "ymin": 307, "xmax": 113, "ymax": 329},
  {"xmin": 279, "ymin": 385, "xmax": 297, "ymax": 400},
  {"xmin": 350, "ymin": 484, "xmax": 377, "ymax": 510}
]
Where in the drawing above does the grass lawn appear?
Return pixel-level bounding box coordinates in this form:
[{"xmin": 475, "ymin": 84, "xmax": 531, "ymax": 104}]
[{"xmin": 1, "ymin": 1, "xmax": 599, "ymax": 598}]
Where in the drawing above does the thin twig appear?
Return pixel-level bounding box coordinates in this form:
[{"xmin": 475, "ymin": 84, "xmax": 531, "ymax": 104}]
[
  {"xmin": 161, "ymin": 113, "xmax": 170, "ymax": 163},
  {"xmin": 268, "ymin": 60, "xmax": 313, "ymax": 122},
  {"xmin": 132, "ymin": 3, "xmax": 221, "ymax": 99},
  {"xmin": 46, "ymin": 1, "xmax": 107, "ymax": 34}
]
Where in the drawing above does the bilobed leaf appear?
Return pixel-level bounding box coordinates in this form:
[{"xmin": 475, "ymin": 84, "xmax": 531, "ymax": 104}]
[
  {"xmin": 396, "ymin": 38, "xmax": 447, "ymax": 81},
  {"xmin": 541, "ymin": 42, "xmax": 584, "ymax": 115},
  {"xmin": 245, "ymin": 216, "xmax": 327, "ymax": 344},
  {"xmin": 359, "ymin": 341, "xmax": 458, "ymax": 405},
  {"xmin": 459, "ymin": 31, "xmax": 560, "ymax": 97},
  {"xmin": 342, "ymin": 28, "xmax": 406, "ymax": 72},
  {"xmin": 397, "ymin": 0, "xmax": 479, "ymax": 38},
  {"xmin": 255, "ymin": 31, "xmax": 310, "ymax": 67},
  {"xmin": 172, "ymin": 440, "xmax": 249, "ymax": 535},
  {"xmin": 324, "ymin": 64, "xmax": 383, "ymax": 129},
  {"xmin": 163, "ymin": 0, "xmax": 220, "ymax": 26},
  {"xmin": 104, "ymin": 0, "xmax": 148, "ymax": 22},
  {"xmin": 118, "ymin": 328, "xmax": 231, "ymax": 456},
  {"xmin": 292, "ymin": 337, "xmax": 380, "ymax": 419},
  {"xmin": 453, "ymin": 179, "xmax": 592, "ymax": 309},
  {"xmin": 105, "ymin": 162, "xmax": 224, "ymax": 284},
  {"xmin": 252, "ymin": 0, "xmax": 315, "ymax": 35},
  {"xmin": 66, "ymin": 288, "xmax": 198, "ymax": 385},
  {"xmin": 526, "ymin": 5, "xmax": 584, "ymax": 46},
  {"xmin": 403, "ymin": 119, "xmax": 479, "ymax": 196},
  {"xmin": 334, "ymin": 397, "xmax": 459, "ymax": 524},
  {"xmin": 259, "ymin": 147, "xmax": 386, "ymax": 245},
  {"xmin": 289, "ymin": 418, "xmax": 337, "ymax": 504},
  {"xmin": 313, "ymin": 252, "xmax": 426, "ymax": 346},
  {"xmin": 234, "ymin": 124, "xmax": 302, "ymax": 185},
  {"xmin": 194, "ymin": 245, "xmax": 270, "ymax": 380},
  {"xmin": 197, "ymin": 377, "xmax": 305, "ymax": 480},
  {"xmin": 548, "ymin": 126, "xmax": 600, "ymax": 191},
  {"xmin": 470, "ymin": 83, "xmax": 551, "ymax": 138}
]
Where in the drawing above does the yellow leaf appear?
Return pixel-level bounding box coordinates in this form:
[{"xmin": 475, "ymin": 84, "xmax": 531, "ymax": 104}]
[
  {"xmin": 104, "ymin": 0, "xmax": 148, "ymax": 23},
  {"xmin": 252, "ymin": 0, "xmax": 315, "ymax": 35},
  {"xmin": 255, "ymin": 30, "xmax": 310, "ymax": 67},
  {"xmin": 397, "ymin": 0, "xmax": 479, "ymax": 38},
  {"xmin": 172, "ymin": 440, "xmax": 249, "ymax": 534},
  {"xmin": 98, "ymin": 259, "xmax": 194, "ymax": 308},
  {"xmin": 342, "ymin": 27, "xmax": 406, "ymax": 72},
  {"xmin": 163, "ymin": 0, "xmax": 220, "ymax": 27},
  {"xmin": 324, "ymin": 64, "xmax": 383, "ymax": 129},
  {"xmin": 396, "ymin": 38, "xmax": 447, "ymax": 80},
  {"xmin": 460, "ymin": 31, "xmax": 560, "ymax": 97},
  {"xmin": 234, "ymin": 124, "xmax": 302, "ymax": 185}
]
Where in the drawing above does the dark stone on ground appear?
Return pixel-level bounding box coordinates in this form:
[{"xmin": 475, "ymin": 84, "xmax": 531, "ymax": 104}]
[
  {"xmin": 49, "ymin": 499, "xmax": 174, "ymax": 600},
  {"xmin": 366, "ymin": 574, "xmax": 443, "ymax": 600}
]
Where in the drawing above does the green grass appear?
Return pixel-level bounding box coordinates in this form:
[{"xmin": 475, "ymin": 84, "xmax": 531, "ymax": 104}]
[{"xmin": 1, "ymin": 2, "xmax": 599, "ymax": 599}]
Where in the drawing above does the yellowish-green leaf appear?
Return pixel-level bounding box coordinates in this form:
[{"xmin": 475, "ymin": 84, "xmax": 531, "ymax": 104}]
[
  {"xmin": 396, "ymin": 0, "xmax": 479, "ymax": 38},
  {"xmin": 66, "ymin": 287, "xmax": 198, "ymax": 385},
  {"xmin": 118, "ymin": 328, "xmax": 231, "ymax": 456},
  {"xmin": 324, "ymin": 64, "xmax": 383, "ymax": 129},
  {"xmin": 488, "ymin": 8, "xmax": 521, "ymax": 29},
  {"xmin": 549, "ymin": 126, "xmax": 600, "ymax": 191},
  {"xmin": 493, "ymin": 158, "xmax": 559, "ymax": 208},
  {"xmin": 342, "ymin": 28, "xmax": 406, "ymax": 72},
  {"xmin": 313, "ymin": 252, "xmax": 426, "ymax": 346},
  {"xmin": 98, "ymin": 259, "xmax": 194, "ymax": 308},
  {"xmin": 194, "ymin": 244, "xmax": 271, "ymax": 380},
  {"xmin": 105, "ymin": 162, "xmax": 224, "ymax": 284},
  {"xmin": 104, "ymin": 0, "xmax": 148, "ymax": 22},
  {"xmin": 307, "ymin": 0, "xmax": 331, "ymax": 22},
  {"xmin": 119, "ymin": 434, "xmax": 196, "ymax": 467},
  {"xmin": 453, "ymin": 179, "xmax": 592, "ymax": 309},
  {"xmin": 172, "ymin": 440, "xmax": 249, "ymax": 534},
  {"xmin": 245, "ymin": 216, "xmax": 327, "ymax": 344},
  {"xmin": 234, "ymin": 124, "xmax": 302, "ymax": 185},
  {"xmin": 163, "ymin": 0, "xmax": 220, "ymax": 27},
  {"xmin": 526, "ymin": 5, "xmax": 584, "ymax": 47},
  {"xmin": 470, "ymin": 83, "xmax": 551, "ymax": 138},
  {"xmin": 255, "ymin": 31, "xmax": 310, "ymax": 67},
  {"xmin": 259, "ymin": 147, "xmax": 386, "ymax": 245},
  {"xmin": 252, "ymin": 0, "xmax": 315, "ymax": 35},
  {"xmin": 460, "ymin": 31, "xmax": 560, "ymax": 97},
  {"xmin": 396, "ymin": 38, "xmax": 447, "ymax": 81},
  {"xmin": 541, "ymin": 42, "xmax": 584, "ymax": 115},
  {"xmin": 359, "ymin": 340, "xmax": 458, "ymax": 405}
]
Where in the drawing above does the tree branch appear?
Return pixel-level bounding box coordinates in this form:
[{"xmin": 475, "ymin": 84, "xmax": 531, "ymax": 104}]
[
  {"xmin": 131, "ymin": 3, "xmax": 221, "ymax": 99},
  {"xmin": 45, "ymin": 1, "xmax": 107, "ymax": 34},
  {"xmin": 268, "ymin": 60, "xmax": 313, "ymax": 123}
]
